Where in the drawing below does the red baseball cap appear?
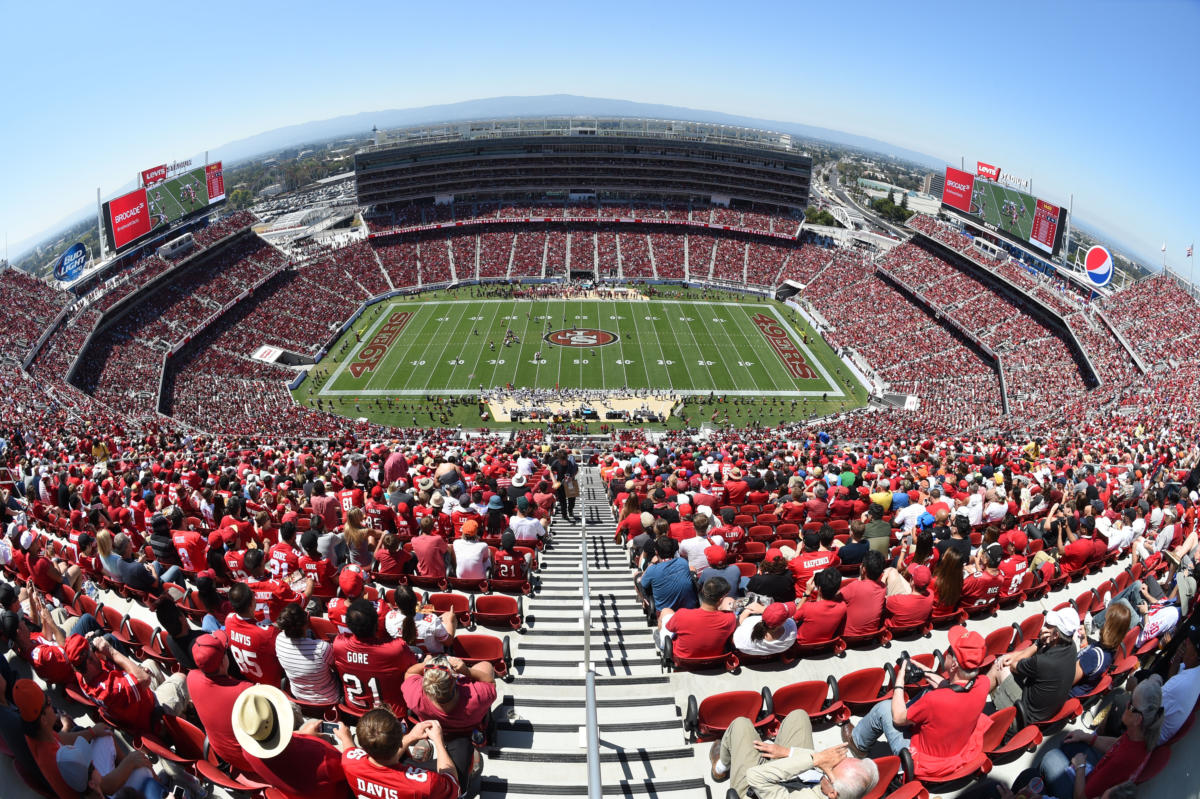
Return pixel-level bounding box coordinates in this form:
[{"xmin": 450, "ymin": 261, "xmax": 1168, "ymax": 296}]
[
  {"xmin": 192, "ymin": 631, "xmax": 230, "ymax": 674},
  {"xmin": 1009, "ymin": 531, "xmax": 1028, "ymax": 552},
  {"xmin": 765, "ymin": 548, "xmax": 784, "ymax": 562},
  {"xmin": 908, "ymin": 564, "xmax": 932, "ymax": 589},
  {"xmin": 704, "ymin": 545, "xmax": 727, "ymax": 567},
  {"xmin": 339, "ymin": 567, "xmax": 365, "ymax": 597},
  {"xmin": 948, "ymin": 625, "xmax": 992, "ymax": 670},
  {"xmin": 762, "ymin": 603, "xmax": 790, "ymax": 628},
  {"xmin": 64, "ymin": 635, "xmax": 90, "ymax": 669}
]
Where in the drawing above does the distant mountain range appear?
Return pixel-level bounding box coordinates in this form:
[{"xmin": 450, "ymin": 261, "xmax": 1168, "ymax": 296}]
[
  {"xmin": 214, "ymin": 94, "xmax": 948, "ymax": 170},
  {"xmin": 14, "ymin": 94, "xmax": 1149, "ymax": 270}
]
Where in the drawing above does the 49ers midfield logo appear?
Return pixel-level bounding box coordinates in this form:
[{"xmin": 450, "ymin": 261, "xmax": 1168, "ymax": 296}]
[{"xmin": 544, "ymin": 328, "xmax": 618, "ymax": 347}]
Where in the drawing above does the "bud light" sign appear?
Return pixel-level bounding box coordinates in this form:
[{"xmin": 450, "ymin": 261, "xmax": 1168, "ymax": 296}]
[{"xmin": 54, "ymin": 243, "xmax": 88, "ymax": 282}]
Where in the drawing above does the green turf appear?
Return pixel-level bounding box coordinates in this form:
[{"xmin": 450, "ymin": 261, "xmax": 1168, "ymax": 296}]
[
  {"xmin": 295, "ymin": 290, "xmax": 868, "ymax": 428},
  {"xmin": 971, "ymin": 181, "xmax": 1036, "ymax": 241},
  {"xmin": 317, "ymin": 298, "xmax": 842, "ymax": 396},
  {"xmin": 148, "ymin": 167, "xmax": 208, "ymax": 232}
]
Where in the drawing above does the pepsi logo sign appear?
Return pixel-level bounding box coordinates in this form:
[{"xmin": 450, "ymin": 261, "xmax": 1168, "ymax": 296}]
[
  {"xmin": 544, "ymin": 329, "xmax": 618, "ymax": 347},
  {"xmin": 1084, "ymin": 245, "xmax": 1114, "ymax": 288}
]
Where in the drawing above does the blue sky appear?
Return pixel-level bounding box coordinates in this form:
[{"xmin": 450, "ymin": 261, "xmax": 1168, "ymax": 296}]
[{"xmin": 1, "ymin": 0, "xmax": 1196, "ymax": 270}]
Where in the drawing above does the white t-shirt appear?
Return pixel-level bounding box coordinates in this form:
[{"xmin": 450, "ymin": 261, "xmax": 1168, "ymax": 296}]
[
  {"xmin": 385, "ymin": 609, "xmax": 452, "ymax": 653},
  {"xmin": 732, "ymin": 616, "xmax": 797, "ymax": 656},
  {"xmin": 680, "ymin": 535, "xmax": 724, "ymax": 572},
  {"xmin": 453, "ymin": 538, "xmax": 490, "ymax": 578},
  {"xmin": 512, "ymin": 515, "xmax": 545, "ymax": 542}
]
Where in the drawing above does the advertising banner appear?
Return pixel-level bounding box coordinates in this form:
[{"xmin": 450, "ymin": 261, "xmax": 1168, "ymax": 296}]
[
  {"xmin": 942, "ymin": 167, "xmax": 975, "ymax": 213},
  {"xmin": 107, "ymin": 188, "xmax": 152, "ymax": 250}
]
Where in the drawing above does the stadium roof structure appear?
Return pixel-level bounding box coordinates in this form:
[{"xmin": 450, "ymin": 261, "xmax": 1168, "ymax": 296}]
[{"xmin": 363, "ymin": 116, "xmax": 804, "ymax": 154}]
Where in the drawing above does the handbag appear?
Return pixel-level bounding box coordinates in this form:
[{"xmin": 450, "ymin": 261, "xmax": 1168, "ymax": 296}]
[{"xmin": 563, "ymin": 476, "xmax": 580, "ymax": 498}]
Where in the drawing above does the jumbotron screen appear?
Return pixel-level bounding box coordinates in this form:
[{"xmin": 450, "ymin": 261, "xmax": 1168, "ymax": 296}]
[
  {"xmin": 940, "ymin": 166, "xmax": 1066, "ymax": 256},
  {"xmin": 103, "ymin": 162, "xmax": 226, "ymax": 252}
]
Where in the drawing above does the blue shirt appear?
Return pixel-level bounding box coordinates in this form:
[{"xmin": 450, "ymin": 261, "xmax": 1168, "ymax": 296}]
[{"xmin": 641, "ymin": 557, "xmax": 698, "ymax": 612}]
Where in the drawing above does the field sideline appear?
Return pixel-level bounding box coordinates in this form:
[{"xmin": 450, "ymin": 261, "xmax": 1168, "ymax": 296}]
[{"xmin": 312, "ymin": 297, "xmax": 854, "ymax": 399}]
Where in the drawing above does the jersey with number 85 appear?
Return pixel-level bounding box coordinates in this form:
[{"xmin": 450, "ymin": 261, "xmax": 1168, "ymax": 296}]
[{"xmin": 225, "ymin": 613, "xmax": 284, "ymax": 686}]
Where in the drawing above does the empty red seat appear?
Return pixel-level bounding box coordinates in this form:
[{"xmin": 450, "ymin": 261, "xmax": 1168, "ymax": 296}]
[
  {"xmin": 982, "ymin": 707, "xmax": 1042, "ymax": 760},
  {"xmin": 472, "ymin": 594, "xmax": 523, "ymax": 630},
  {"xmin": 837, "ymin": 666, "xmax": 894, "ymax": 715},
  {"xmin": 683, "ymin": 688, "xmax": 773, "ymax": 743},
  {"xmin": 770, "ymin": 676, "xmax": 848, "ymax": 728},
  {"xmin": 427, "ymin": 592, "xmax": 472, "ymax": 626}
]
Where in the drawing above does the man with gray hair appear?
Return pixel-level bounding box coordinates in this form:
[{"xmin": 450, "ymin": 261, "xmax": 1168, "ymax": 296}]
[{"xmin": 710, "ymin": 709, "xmax": 878, "ymax": 798}]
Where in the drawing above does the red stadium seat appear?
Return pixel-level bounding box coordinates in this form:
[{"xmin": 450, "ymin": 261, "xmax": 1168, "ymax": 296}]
[{"xmin": 683, "ymin": 688, "xmax": 773, "ymax": 743}]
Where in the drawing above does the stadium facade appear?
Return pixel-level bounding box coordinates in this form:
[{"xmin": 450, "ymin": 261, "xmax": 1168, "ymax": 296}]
[{"xmin": 355, "ymin": 117, "xmax": 812, "ymax": 212}]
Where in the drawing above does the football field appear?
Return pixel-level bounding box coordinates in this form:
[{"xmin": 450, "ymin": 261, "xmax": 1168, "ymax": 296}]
[
  {"xmin": 311, "ymin": 297, "xmax": 857, "ymax": 400},
  {"xmin": 148, "ymin": 167, "xmax": 208, "ymax": 230},
  {"xmin": 971, "ymin": 182, "xmax": 1035, "ymax": 240}
]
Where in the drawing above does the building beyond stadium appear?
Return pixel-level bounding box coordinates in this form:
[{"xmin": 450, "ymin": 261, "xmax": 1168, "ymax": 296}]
[{"xmin": 354, "ymin": 117, "xmax": 812, "ymax": 212}]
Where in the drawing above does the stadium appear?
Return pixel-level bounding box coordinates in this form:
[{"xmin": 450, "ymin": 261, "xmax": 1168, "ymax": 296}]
[{"xmin": 1, "ymin": 112, "xmax": 1198, "ymax": 799}]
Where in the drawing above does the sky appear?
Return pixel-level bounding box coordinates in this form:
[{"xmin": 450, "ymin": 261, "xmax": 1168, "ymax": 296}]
[{"xmin": 1, "ymin": 0, "xmax": 1197, "ymax": 271}]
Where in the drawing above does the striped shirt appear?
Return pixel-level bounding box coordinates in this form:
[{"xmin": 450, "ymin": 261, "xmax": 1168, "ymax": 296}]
[{"xmin": 275, "ymin": 634, "xmax": 339, "ymax": 704}]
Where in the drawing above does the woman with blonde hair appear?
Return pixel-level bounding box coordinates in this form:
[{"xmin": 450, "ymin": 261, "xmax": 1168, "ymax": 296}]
[
  {"xmin": 342, "ymin": 506, "xmax": 374, "ymax": 568},
  {"xmin": 95, "ymin": 529, "xmax": 121, "ymax": 579},
  {"xmin": 401, "ymin": 654, "xmax": 497, "ymax": 785}
]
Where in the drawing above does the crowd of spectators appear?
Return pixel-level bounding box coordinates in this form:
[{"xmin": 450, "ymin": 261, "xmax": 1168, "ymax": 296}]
[
  {"xmin": 0, "ymin": 431, "xmax": 579, "ymax": 798},
  {"xmin": 600, "ymin": 412, "xmax": 1200, "ymax": 797},
  {"xmin": 0, "ymin": 269, "xmax": 70, "ymax": 363},
  {"xmin": 1106, "ymin": 273, "xmax": 1200, "ymax": 367}
]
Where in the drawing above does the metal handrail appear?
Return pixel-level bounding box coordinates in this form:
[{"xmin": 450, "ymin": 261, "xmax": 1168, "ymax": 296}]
[{"xmin": 581, "ymin": 514, "xmax": 602, "ymax": 798}]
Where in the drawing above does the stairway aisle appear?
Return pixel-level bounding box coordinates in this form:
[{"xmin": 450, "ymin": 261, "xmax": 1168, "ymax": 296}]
[{"xmin": 480, "ymin": 466, "xmax": 702, "ymax": 798}]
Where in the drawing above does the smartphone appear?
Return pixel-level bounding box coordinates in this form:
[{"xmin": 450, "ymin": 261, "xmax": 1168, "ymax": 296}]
[{"xmin": 319, "ymin": 721, "xmax": 339, "ymax": 736}]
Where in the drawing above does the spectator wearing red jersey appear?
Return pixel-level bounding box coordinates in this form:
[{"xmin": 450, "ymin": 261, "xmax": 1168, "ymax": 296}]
[
  {"xmin": 327, "ymin": 566, "xmax": 389, "ymax": 636},
  {"xmin": 840, "ymin": 550, "xmax": 887, "ymax": 637},
  {"xmin": 27, "ymin": 532, "xmax": 82, "ymax": 598},
  {"xmin": 960, "ymin": 543, "xmax": 1004, "ymax": 611},
  {"xmin": 187, "ymin": 630, "xmax": 260, "ymax": 774},
  {"xmin": 170, "ymin": 522, "xmax": 208, "ymax": 573},
  {"xmin": 299, "ymin": 529, "xmax": 339, "ymax": 601},
  {"xmin": 724, "ymin": 467, "xmax": 749, "ymax": 506},
  {"xmin": 268, "ymin": 520, "xmax": 302, "ymax": 578},
  {"xmin": 844, "ymin": 627, "xmax": 992, "ymax": 782},
  {"xmin": 226, "ymin": 582, "xmax": 285, "ymax": 687},
  {"xmin": 412, "ymin": 514, "xmax": 450, "ymax": 578},
  {"xmin": 998, "ymin": 530, "xmax": 1030, "ymax": 598},
  {"xmin": 64, "ymin": 634, "xmax": 165, "ymax": 736},
  {"xmin": 805, "ymin": 485, "xmax": 829, "ymax": 524},
  {"xmin": 791, "ymin": 567, "xmax": 847, "ymax": 644},
  {"xmin": 244, "ymin": 548, "xmax": 310, "ymax": 623},
  {"xmin": 787, "ymin": 530, "xmax": 840, "ymax": 594},
  {"xmin": 374, "ymin": 532, "xmax": 414, "ymax": 577},
  {"xmin": 333, "ymin": 598, "xmax": 416, "ymax": 716},
  {"xmin": 884, "ymin": 564, "xmax": 935, "ymax": 627},
  {"xmin": 334, "ymin": 711, "xmax": 459, "ymax": 799},
  {"xmin": 659, "ymin": 577, "xmax": 737, "ymax": 659},
  {"xmin": 234, "ymin": 683, "xmax": 348, "ymax": 799},
  {"xmin": 365, "ymin": 485, "xmax": 398, "ymax": 535},
  {"xmin": 493, "ymin": 531, "xmax": 532, "ymax": 583},
  {"xmin": 403, "ymin": 654, "xmax": 497, "ymax": 784}
]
